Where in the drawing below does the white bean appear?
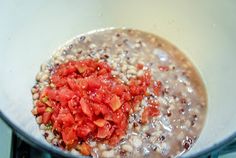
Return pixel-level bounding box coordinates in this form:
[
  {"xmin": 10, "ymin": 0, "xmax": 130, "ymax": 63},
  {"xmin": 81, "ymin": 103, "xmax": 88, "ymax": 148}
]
[
  {"xmin": 36, "ymin": 116, "xmax": 42, "ymax": 124},
  {"xmin": 46, "ymin": 131, "xmax": 55, "ymax": 142},
  {"xmin": 51, "ymin": 138, "xmax": 59, "ymax": 146},
  {"xmin": 122, "ymin": 144, "xmax": 133, "ymax": 152},
  {"xmin": 121, "ymin": 76, "xmax": 128, "ymax": 83},
  {"xmin": 121, "ymin": 64, "xmax": 128, "ymax": 72},
  {"xmin": 89, "ymin": 43, "xmax": 97, "ymax": 49},
  {"xmin": 41, "ymin": 64, "xmax": 47, "ymax": 71},
  {"xmin": 31, "ymin": 87, "xmax": 38, "ymax": 94},
  {"xmin": 33, "ymin": 100, "xmax": 37, "ymax": 106},
  {"xmin": 101, "ymin": 150, "xmax": 115, "ymax": 158},
  {"xmin": 111, "ymin": 71, "xmax": 119, "ymax": 76},
  {"xmin": 56, "ymin": 56, "xmax": 65, "ymax": 62},
  {"xmin": 185, "ymin": 120, "xmax": 191, "ymax": 128},
  {"xmin": 130, "ymin": 136, "xmax": 142, "ymax": 148},
  {"xmin": 39, "ymin": 124, "xmax": 46, "ymax": 130},
  {"xmin": 40, "ymin": 73, "xmax": 49, "ymax": 82},
  {"xmin": 142, "ymin": 125, "xmax": 149, "ymax": 132},
  {"xmin": 127, "ymin": 69, "xmax": 137, "ymax": 75},
  {"xmin": 89, "ymin": 141, "xmax": 97, "ymax": 147},
  {"xmin": 98, "ymin": 143, "xmax": 107, "ymax": 150},
  {"xmin": 177, "ymin": 132, "xmax": 184, "ymax": 140},
  {"xmin": 137, "ymin": 70, "xmax": 144, "ymax": 77},
  {"xmin": 66, "ymin": 54, "xmax": 75, "ymax": 60},
  {"xmin": 54, "ymin": 59, "xmax": 62, "ymax": 65},
  {"xmin": 36, "ymin": 72, "xmax": 43, "ymax": 81},
  {"xmin": 130, "ymin": 58, "xmax": 136, "ymax": 64},
  {"xmin": 33, "ymin": 93, "xmax": 39, "ymax": 100}
]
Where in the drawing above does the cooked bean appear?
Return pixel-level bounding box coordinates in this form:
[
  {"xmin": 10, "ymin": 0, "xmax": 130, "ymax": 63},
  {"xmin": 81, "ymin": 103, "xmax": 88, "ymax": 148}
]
[
  {"xmin": 122, "ymin": 144, "xmax": 133, "ymax": 152},
  {"xmin": 101, "ymin": 150, "xmax": 115, "ymax": 158},
  {"xmin": 33, "ymin": 93, "xmax": 39, "ymax": 100}
]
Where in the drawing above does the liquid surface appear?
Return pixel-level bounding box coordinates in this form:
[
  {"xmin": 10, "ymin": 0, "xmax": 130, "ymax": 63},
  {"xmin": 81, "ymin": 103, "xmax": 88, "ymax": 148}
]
[{"xmin": 31, "ymin": 28, "xmax": 207, "ymax": 158}]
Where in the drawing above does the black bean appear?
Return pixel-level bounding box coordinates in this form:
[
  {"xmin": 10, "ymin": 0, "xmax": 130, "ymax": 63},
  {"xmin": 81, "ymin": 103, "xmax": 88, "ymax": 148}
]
[
  {"xmin": 179, "ymin": 108, "xmax": 185, "ymax": 114},
  {"xmin": 180, "ymin": 98, "xmax": 187, "ymax": 104},
  {"xmin": 167, "ymin": 111, "xmax": 172, "ymax": 117},
  {"xmin": 104, "ymin": 54, "xmax": 109, "ymax": 58},
  {"xmin": 123, "ymin": 39, "xmax": 128, "ymax": 43},
  {"xmin": 69, "ymin": 44, "xmax": 73, "ymax": 49},
  {"xmin": 79, "ymin": 36, "xmax": 86, "ymax": 42},
  {"xmin": 78, "ymin": 139, "xmax": 83, "ymax": 145},
  {"xmin": 187, "ymin": 137, "xmax": 193, "ymax": 144},
  {"xmin": 52, "ymin": 129, "xmax": 59, "ymax": 136},
  {"xmin": 44, "ymin": 132, "xmax": 49, "ymax": 138},
  {"xmin": 157, "ymin": 43, "xmax": 162, "ymax": 47},
  {"xmin": 60, "ymin": 140, "xmax": 66, "ymax": 148},
  {"xmin": 159, "ymin": 135, "xmax": 165, "ymax": 141},
  {"xmin": 193, "ymin": 114, "xmax": 198, "ymax": 120},
  {"xmin": 77, "ymin": 50, "xmax": 82, "ymax": 54},
  {"xmin": 127, "ymin": 29, "xmax": 132, "ymax": 33},
  {"xmin": 183, "ymin": 141, "xmax": 190, "ymax": 150},
  {"xmin": 132, "ymin": 113, "xmax": 137, "ymax": 119},
  {"xmin": 191, "ymin": 120, "xmax": 195, "ymax": 126},
  {"xmin": 146, "ymin": 132, "xmax": 151, "ymax": 138},
  {"xmin": 153, "ymin": 146, "xmax": 157, "ymax": 151},
  {"xmin": 133, "ymin": 122, "xmax": 139, "ymax": 128},
  {"xmin": 138, "ymin": 119, "xmax": 142, "ymax": 124},
  {"xmin": 120, "ymin": 150, "xmax": 127, "ymax": 156}
]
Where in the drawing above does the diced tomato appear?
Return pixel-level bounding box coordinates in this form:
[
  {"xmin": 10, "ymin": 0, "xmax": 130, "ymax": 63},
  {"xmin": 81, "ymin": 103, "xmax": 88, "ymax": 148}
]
[
  {"xmin": 57, "ymin": 108, "xmax": 75, "ymax": 127},
  {"xmin": 42, "ymin": 112, "xmax": 52, "ymax": 124},
  {"xmin": 80, "ymin": 98, "xmax": 93, "ymax": 118},
  {"xmin": 123, "ymin": 102, "xmax": 131, "ymax": 112},
  {"xmin": 97, "ymin": 122, "xmax": 111, "ymax": 138},
  {"xmin": 33, "ymin": 59, "xmax": 158, "ymax": 152},
  {"xmin": 136, "ymin": 63, "xmax": 144, "ymax": 70},
  {"xmin": 77, "ymin": 78, "xmax": 88, "ymax": 90},
  {"xmin": 68, "ymin": 98, "xmax": 78, "ymax": 114},
  {"xmin": 77, "ymin": 125, "xmax": 92, "ymax": 138},
  {"xmin": 141, "ymin": 106, "xmax": 160, "ymax": 124},
  {"xmin": 108, "ymin": 135, "xmax": 120, "ymax": 146},
  {"xmin": 112, "ymin": 85, "xmax": 126, "ymax": 96},
  {"xmin": 89, "ymin": 91, "xmax": 103, "ymax": 103},
  {"xmin": 93, "ymin": 119, "xmax": 107, "ymax": 127},
  {"xmin": 86, "ymin": 77, "xmax": 100, "ymax": 90},
  {"xmin": 58, "ymin": 87, "xmax": 75, "ymax": 102},
  {"xmin": 112, "ymin": 109, "xmax": 124, "ymax": 124},
  {"xmin": 67, "ymin": 78, "xmax": 79, "ymax": 91},
  {"xmin": 153, "ymin": 81, "xmax": 162, "ymax": 96},
  {"xmin": 158, "ymin": 65, "xmax": 169, "ymax": 72},
  {"xmin": 76, "ymin": 63, "xmax": 87, "ymax": 73},
  {"xmin": 149, "ymin": 107, "xmax": 159, "ymax": 117},
  {"xmin": 62, "ymin": 127, "xmax": 77, "ymax": 145},
  {"xmin": 76, "ymin": 142, "xmax": 91, "ymax": 156},
  {"xmin": 37, "ymin": 106, "xmax": 46, "ymax": 114},
  {"xmin": 109, "ymin": 95, "xmax": 121, "ymax": 111},
  {"xmin": 36, "ymin": 100, "xmax": 46, "ymax": 107},
  {"xmin": 51, "ymin": 75, "xmax": 67, "ymax": 88}
]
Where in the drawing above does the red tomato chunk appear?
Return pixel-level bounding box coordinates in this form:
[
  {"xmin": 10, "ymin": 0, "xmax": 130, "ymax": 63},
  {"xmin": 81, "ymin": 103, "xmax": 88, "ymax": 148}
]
[{"xmin": 33, "ymin": 59, "xmax": 159, "ymax": 155}]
